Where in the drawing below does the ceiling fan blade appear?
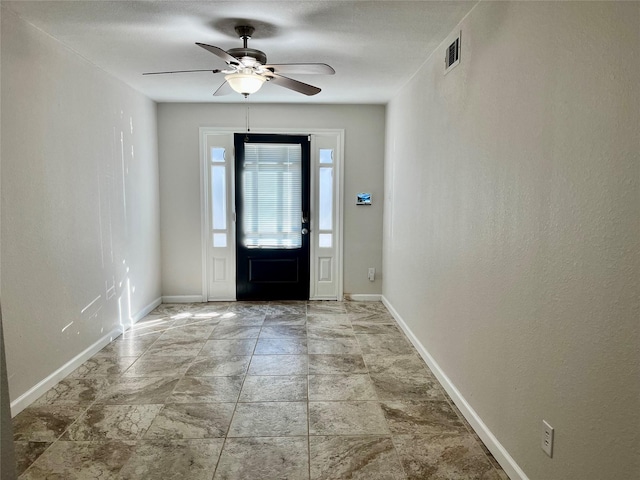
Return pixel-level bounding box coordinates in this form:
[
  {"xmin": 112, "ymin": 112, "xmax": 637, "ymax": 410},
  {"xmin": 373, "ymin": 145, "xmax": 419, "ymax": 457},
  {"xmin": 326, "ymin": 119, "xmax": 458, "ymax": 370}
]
[
  {"xmin": 267, "ymin": 73, "xmax": 321, "ymax": 96},
  {"xmin": 196, "ymin": 43, "xmax": 240, "ymax": 66},
  {"xmin": 213, "ymin": 81, "xmax": 233, "ymax": 97},
  {"xmin": 264, "ymin": 63, "xmax": 335, "ymax": 75},
  {"xmin": 142, "ymin": 69, "xmax": 221, "ymax": 75}
]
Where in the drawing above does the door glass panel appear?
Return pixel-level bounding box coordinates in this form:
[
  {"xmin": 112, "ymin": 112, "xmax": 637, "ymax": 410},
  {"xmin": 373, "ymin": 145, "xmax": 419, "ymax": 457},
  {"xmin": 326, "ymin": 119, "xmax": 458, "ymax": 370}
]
[
  {"xmin": 211, "ymin": 147, "xmax": 225, "ymax": 163},
  {"xmin": 213, "ymin": 233, "xmax": 227, "ymax": 247},
  {"xmin": 319, "ymin": 166, "xmax": 333, "ymax": 230},
  {"xmin": 319, "ymin": 233, "xmax": 332, "ymax": 248},
  {"xmin": 211, "ymin": 165, "xmax": 226, "ymax": 230},
  {"xmin": 242, "ymin": 143, "xmax": 302, "ymax": 248},
  {"xmin": 319, "ymin": 148, "xmax": 333, "ymax": 164}
]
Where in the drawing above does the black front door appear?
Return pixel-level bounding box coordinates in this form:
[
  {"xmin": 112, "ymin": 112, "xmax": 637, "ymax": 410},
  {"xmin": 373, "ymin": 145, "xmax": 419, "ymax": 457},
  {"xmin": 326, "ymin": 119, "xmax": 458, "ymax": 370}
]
[{"xmin": 235, "ymin": 134, "xmax": 310, "ymax": 300}]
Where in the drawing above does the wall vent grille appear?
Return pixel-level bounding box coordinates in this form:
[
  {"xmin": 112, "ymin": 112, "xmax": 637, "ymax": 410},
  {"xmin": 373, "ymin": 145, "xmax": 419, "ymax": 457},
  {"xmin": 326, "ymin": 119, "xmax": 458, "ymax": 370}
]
[{"xmin": 445, "ymin": 34, "xmax": 461, "ymax": 74}]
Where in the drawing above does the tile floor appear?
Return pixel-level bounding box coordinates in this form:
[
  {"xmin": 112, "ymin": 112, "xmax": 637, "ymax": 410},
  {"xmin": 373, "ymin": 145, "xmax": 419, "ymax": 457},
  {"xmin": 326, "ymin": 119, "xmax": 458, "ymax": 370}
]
[{"xmin": 13, "ymin": 301, "xmax": 509, "ymax": 479}]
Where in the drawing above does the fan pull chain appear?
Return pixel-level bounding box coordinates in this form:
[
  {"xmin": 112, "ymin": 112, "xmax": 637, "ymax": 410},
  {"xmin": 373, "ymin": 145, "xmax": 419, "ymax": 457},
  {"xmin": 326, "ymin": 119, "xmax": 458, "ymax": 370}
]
[{"xmin": 244, "ymin": 100, "xmax": 250, "ymax": 143}]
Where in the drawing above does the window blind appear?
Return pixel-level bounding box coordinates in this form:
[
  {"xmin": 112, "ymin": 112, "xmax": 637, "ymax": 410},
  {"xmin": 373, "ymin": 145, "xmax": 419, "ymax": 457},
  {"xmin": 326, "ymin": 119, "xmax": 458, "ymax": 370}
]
[{"xmin": 242, "ymin": 143, "xmax": 302, "ymax": 248}]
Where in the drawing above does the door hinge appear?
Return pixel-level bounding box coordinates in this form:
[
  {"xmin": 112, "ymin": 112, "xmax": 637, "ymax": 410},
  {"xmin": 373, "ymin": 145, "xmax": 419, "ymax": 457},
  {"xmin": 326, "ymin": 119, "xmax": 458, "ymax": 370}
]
[{"xmin": 308, "ymin": 135, "xmax": 311, "ymax": 142}]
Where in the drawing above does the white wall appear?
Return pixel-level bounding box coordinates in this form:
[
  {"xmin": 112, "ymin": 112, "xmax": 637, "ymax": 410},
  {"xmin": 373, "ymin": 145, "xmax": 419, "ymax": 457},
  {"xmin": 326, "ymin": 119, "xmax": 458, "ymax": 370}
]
[
  {"xmin": 157, "ymin": 103, "xmax": 385, "ymax": 299},
  {"xmin": 1, "ymin": 9, "xmax": 161, "ymax": 404},
  {"xmin": 383, "ymin": 2, "xmax": 639, "ymax": 480}
]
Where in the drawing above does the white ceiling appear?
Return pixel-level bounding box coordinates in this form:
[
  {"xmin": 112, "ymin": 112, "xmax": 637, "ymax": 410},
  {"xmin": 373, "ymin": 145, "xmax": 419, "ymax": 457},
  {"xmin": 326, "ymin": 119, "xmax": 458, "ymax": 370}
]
[{"xmin": 4, "ymin": 0, "xmax": 477, "ymax": 104}]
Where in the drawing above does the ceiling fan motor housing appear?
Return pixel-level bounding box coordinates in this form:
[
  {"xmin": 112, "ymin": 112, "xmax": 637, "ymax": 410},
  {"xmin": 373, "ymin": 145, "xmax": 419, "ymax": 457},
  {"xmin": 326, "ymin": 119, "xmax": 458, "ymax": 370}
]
[{"xmin": 226, "ymin": 47, "xmax": 267, "ymax": 65}]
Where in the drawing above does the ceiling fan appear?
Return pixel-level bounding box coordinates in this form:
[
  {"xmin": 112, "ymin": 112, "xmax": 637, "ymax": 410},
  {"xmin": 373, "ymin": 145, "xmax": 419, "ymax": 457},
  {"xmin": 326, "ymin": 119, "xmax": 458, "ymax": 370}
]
[{"xmin": 143, "ymin": 25, "xmax": 335, "ymax": 97}]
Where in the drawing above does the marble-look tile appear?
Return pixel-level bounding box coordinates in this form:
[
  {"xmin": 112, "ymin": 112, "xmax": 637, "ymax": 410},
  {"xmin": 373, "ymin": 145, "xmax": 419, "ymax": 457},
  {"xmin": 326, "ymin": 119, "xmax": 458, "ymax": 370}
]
[
  {"xmin": 307, "ymin": 302, "xmax": 347, "ymax": 314},
  {"xmin": 13, "ymin": 405, "xmax": 86, "ymax": 442},
  {"xmin": 263, "ymin": 313, "xmax": 307, "ymax": 325},
  {"xmin": 370, "ymin": 374, "xmax": 445, "ymax": 401},
  {"xmin": 133, "ymin": 315, "xmax": 175, "ymax": 328},
  {"xmin": 228, "ymin": 402, "xmax": 308, "ymax": 437},
  {"xmin": 380, "ymin": 400, "xmax": 468, "ymax": 435},
  {"xmin": 123, "ymin": 321, "xmax": 173, "ymax": 337},
  {"xmin": 13, "ymin": 441, "xmax": 51, "ymax": 476},
  {"xmin": 309, "ymin": 374, "xmax": 377, "ymax": 401},
  {"xmin": 348, "ymin": 312, "xmax": 396, "ymax": 323},
  {"xmin": 393, "ymin": 433, "xmax": 501, "ymax": 480},
  {"xmin": 171, "ymin": 315, "xmax": 222, "ymax": 327},
  {"xmin": 226, "ymin": 302, "xmax": 271, "ymax": 315},
  {"xmin": 157, "ymin": 325, "xmax": 216, "ymax": 341},
  {"xmin": 199, "ymin": 338, "xmax": 257, "ymax": 356},
  {"xmin": 307, "ymin": 314, "xmax": 351, "ymax": 328},
  {"xmin": 144, "ymin": 403, "xmax": 235, "ymax": 439},
  {"xmin": 123, "ymin": 355, "xmax": 194, "ymax": 377},
  {"xmin": 259, "ymin": 324, "xmax": 307, "ymax": 338},
  {"xmin": 193, "ymin": 302, "xmax": 233, "ymax": 313},
  {"xmin": 209, "ymin": 324, "xmax": 262, "ymax": 339},
  {"xmin": 119, "ymin": 439, "xmax": 224, "ymax": 480},
  {"xmin": 32, "ymin": 377, "xmax": 109, "ymax": 406},
  {"xmin": 364, "ymin": 354, "xmax": 433, "ymax": 378},
  {"xmin": 214, "ymin": 436, "xmax": 309, "ymax": 480},
  {"xmin": 308, "ymin": 354, "xmax": 368, "ymax": 375},
  {"xmin": 309, "ymin": 401, "xmax": 390, "ymax": 436},
  {"xmin": 310, "ymin": 436, "xmax": 405, "ymax": 480},
  {"xmin": 186, "ymin": 356, "xmax": 251, "ymax": 376},
  {"xmin": 97, "ymin": 335, "xmax": 159, "ymax": 357},
  {"xmin": 307, "ymin": 325, "xmax": 355, "ymax": 340},
  {"xmin": 248, "ymin": 354, "xmax": 308, "ymax": 375},
  {"xmin": 20, "ymin": 440, "xmax": 134, "ymax": 480},
  {"xmin": 308, "ymin": 337, "xmax": 361, "ymax": 354},
  {"xmin": 96, "ymin": 376, "xmax": 181, "ymax": 405},
  {"xmin": 267, "ymin": 301, "xmax": 308, "ymax": 315},
  {"xmin": 152, "ymin": 303, "xmax": 198, "ymax": 316},
  {"xmin": 69, "ymin": 356, "xmax": 138, "ymax": 378},
  {"xmin": 344, "ymin": 302, "xmax": 389, "ymax": 314},
  {"xmin": 169, "ymin": 376, "xmax": 243, "ymax": 403},
  {"xmin": 144, "ymin": 338, "xmax": 206, "ymax": 357},
  {"xmin": 254, "ymin": 337, "xmax": 308, "ymax": 354},
  {"xmin": 217, "ymin": 314, "xmax": 265, "ymax": 326},
  {"xmin": 357, "ymin": 334, "xmax": 415, "ymax": 355},
  {"xmin": 352, "ymin": 323, "xmax": 400, "ymax": 335},
  {"xmin": 63, "ymin": 404, "xmax": 163, "ymax": 440},
  {"xmin": 239, "ymin": 375, "xmax": 307, "ymax": 402}
]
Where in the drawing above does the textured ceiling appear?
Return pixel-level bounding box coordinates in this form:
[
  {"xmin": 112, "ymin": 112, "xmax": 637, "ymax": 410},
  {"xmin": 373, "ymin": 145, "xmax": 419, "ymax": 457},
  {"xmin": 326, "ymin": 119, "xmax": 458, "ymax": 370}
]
[{"xmin": 3, "ymin": 0, "xmax": 477, "ymax": 104}]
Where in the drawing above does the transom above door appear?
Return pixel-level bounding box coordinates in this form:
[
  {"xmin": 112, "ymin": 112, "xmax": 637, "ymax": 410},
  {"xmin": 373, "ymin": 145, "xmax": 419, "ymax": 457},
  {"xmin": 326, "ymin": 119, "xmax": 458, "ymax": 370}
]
[{"xmin": 200, "ymin": 128, "xmax": 344, "ymax": 301}]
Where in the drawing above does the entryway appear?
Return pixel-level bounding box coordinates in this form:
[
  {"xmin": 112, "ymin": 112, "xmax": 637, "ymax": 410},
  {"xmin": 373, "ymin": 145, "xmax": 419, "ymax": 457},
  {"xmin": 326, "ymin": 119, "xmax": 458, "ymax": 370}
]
[{"xmin": 200, "ymin": 128, "xmax": 344, "ymax": 301}]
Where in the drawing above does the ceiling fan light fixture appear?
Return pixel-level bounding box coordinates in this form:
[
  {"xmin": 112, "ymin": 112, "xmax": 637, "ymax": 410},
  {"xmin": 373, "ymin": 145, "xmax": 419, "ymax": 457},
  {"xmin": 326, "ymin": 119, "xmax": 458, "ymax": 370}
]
[{"xmin": 225, "ymin": 72, "xmax": 266, "ymax": 96}]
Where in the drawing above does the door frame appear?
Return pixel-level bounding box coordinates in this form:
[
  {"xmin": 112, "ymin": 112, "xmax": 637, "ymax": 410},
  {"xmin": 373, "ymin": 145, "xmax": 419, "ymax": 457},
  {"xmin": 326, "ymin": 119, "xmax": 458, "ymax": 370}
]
[{"xmin": 199, "ymin": 127, "xmax": 345, "ymax": 301}]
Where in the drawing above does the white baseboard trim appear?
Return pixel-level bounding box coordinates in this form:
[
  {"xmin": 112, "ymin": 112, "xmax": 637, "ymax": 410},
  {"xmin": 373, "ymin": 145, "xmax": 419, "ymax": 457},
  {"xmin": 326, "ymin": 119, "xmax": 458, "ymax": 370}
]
[
  {"xmin": 161, "ymin": 295, "xmax": 204, "ymax": 304},
  {"xmin": 381, "ymin": 295, "xmax": 529, "ymax": 480},
  {"xmin": 134, "ymin": 297, "xmax": 162, "ymax": 321},
  {"xmin": 10, "ymin": 325, "xmax": 122, "ymax": 417},
  {"xmin": 10, "ymin": 296, "xmax": 163, "ymax": 417},
  {"xmin": 344, "ymin": 294, "xmax": 382, "ymax": 302}
]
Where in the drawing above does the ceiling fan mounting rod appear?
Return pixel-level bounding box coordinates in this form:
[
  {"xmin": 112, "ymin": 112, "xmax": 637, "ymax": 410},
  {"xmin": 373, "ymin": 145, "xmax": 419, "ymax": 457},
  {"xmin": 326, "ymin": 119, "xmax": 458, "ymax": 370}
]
[{"xmin": 235, "ymin": 25, "xmax": 255, "ymax": 48}]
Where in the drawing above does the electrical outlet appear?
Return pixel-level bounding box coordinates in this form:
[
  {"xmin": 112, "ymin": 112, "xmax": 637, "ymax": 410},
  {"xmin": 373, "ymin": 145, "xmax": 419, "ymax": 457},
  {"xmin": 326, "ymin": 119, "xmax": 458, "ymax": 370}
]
[
  {"xmin": 542, "ymin": 420, "xmax": 554, "ymax": 457},
  {"xmin": 368, "ymin": 267, "xmax": 375, "ymax": 282}
]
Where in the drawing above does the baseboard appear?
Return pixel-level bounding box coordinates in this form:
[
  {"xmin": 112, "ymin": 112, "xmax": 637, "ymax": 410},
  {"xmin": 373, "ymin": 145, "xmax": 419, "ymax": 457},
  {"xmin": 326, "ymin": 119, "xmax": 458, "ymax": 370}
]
[
  {"xmin": 10, "ymin": 325, "xmax": 122, "ymax": 417},
  {"xmin": 344, "ymin": 294, "xmax": 382, "ymax": 302},
  {"xmin": 381, "ymin": 295, "xmax": 529, "ymax": 480},
  {"xmin": 10, "ymin": 296, "xmax": 162, "ymax": 417},
  {"xmin": 161, "ymin": 295, "xmax": 204, "ymax": 304},
  {"xmin": 134, "ymin": 296, "xmax": 162, "ymax": 321}
]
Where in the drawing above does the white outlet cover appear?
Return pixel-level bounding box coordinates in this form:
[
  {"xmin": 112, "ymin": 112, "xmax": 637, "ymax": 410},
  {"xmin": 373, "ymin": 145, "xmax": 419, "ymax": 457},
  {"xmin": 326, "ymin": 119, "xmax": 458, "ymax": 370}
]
[{"xmin": 542, "ymin": 420, "xmax": 554, "ymax": 457}]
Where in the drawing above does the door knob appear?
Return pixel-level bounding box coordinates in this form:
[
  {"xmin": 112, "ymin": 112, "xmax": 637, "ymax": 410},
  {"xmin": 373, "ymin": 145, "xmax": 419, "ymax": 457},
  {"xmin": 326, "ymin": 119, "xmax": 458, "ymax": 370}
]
[{"xmin": 301, "ymin": 228, "xmax": 309, "ymax": 235}]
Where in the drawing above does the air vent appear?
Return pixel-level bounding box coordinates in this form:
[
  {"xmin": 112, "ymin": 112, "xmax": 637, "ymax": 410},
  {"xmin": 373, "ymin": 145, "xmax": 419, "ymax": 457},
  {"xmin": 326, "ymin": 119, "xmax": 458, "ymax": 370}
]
[{"xmin": 445, "ymin": 33, "xmax": 461, "ymax": 74}]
